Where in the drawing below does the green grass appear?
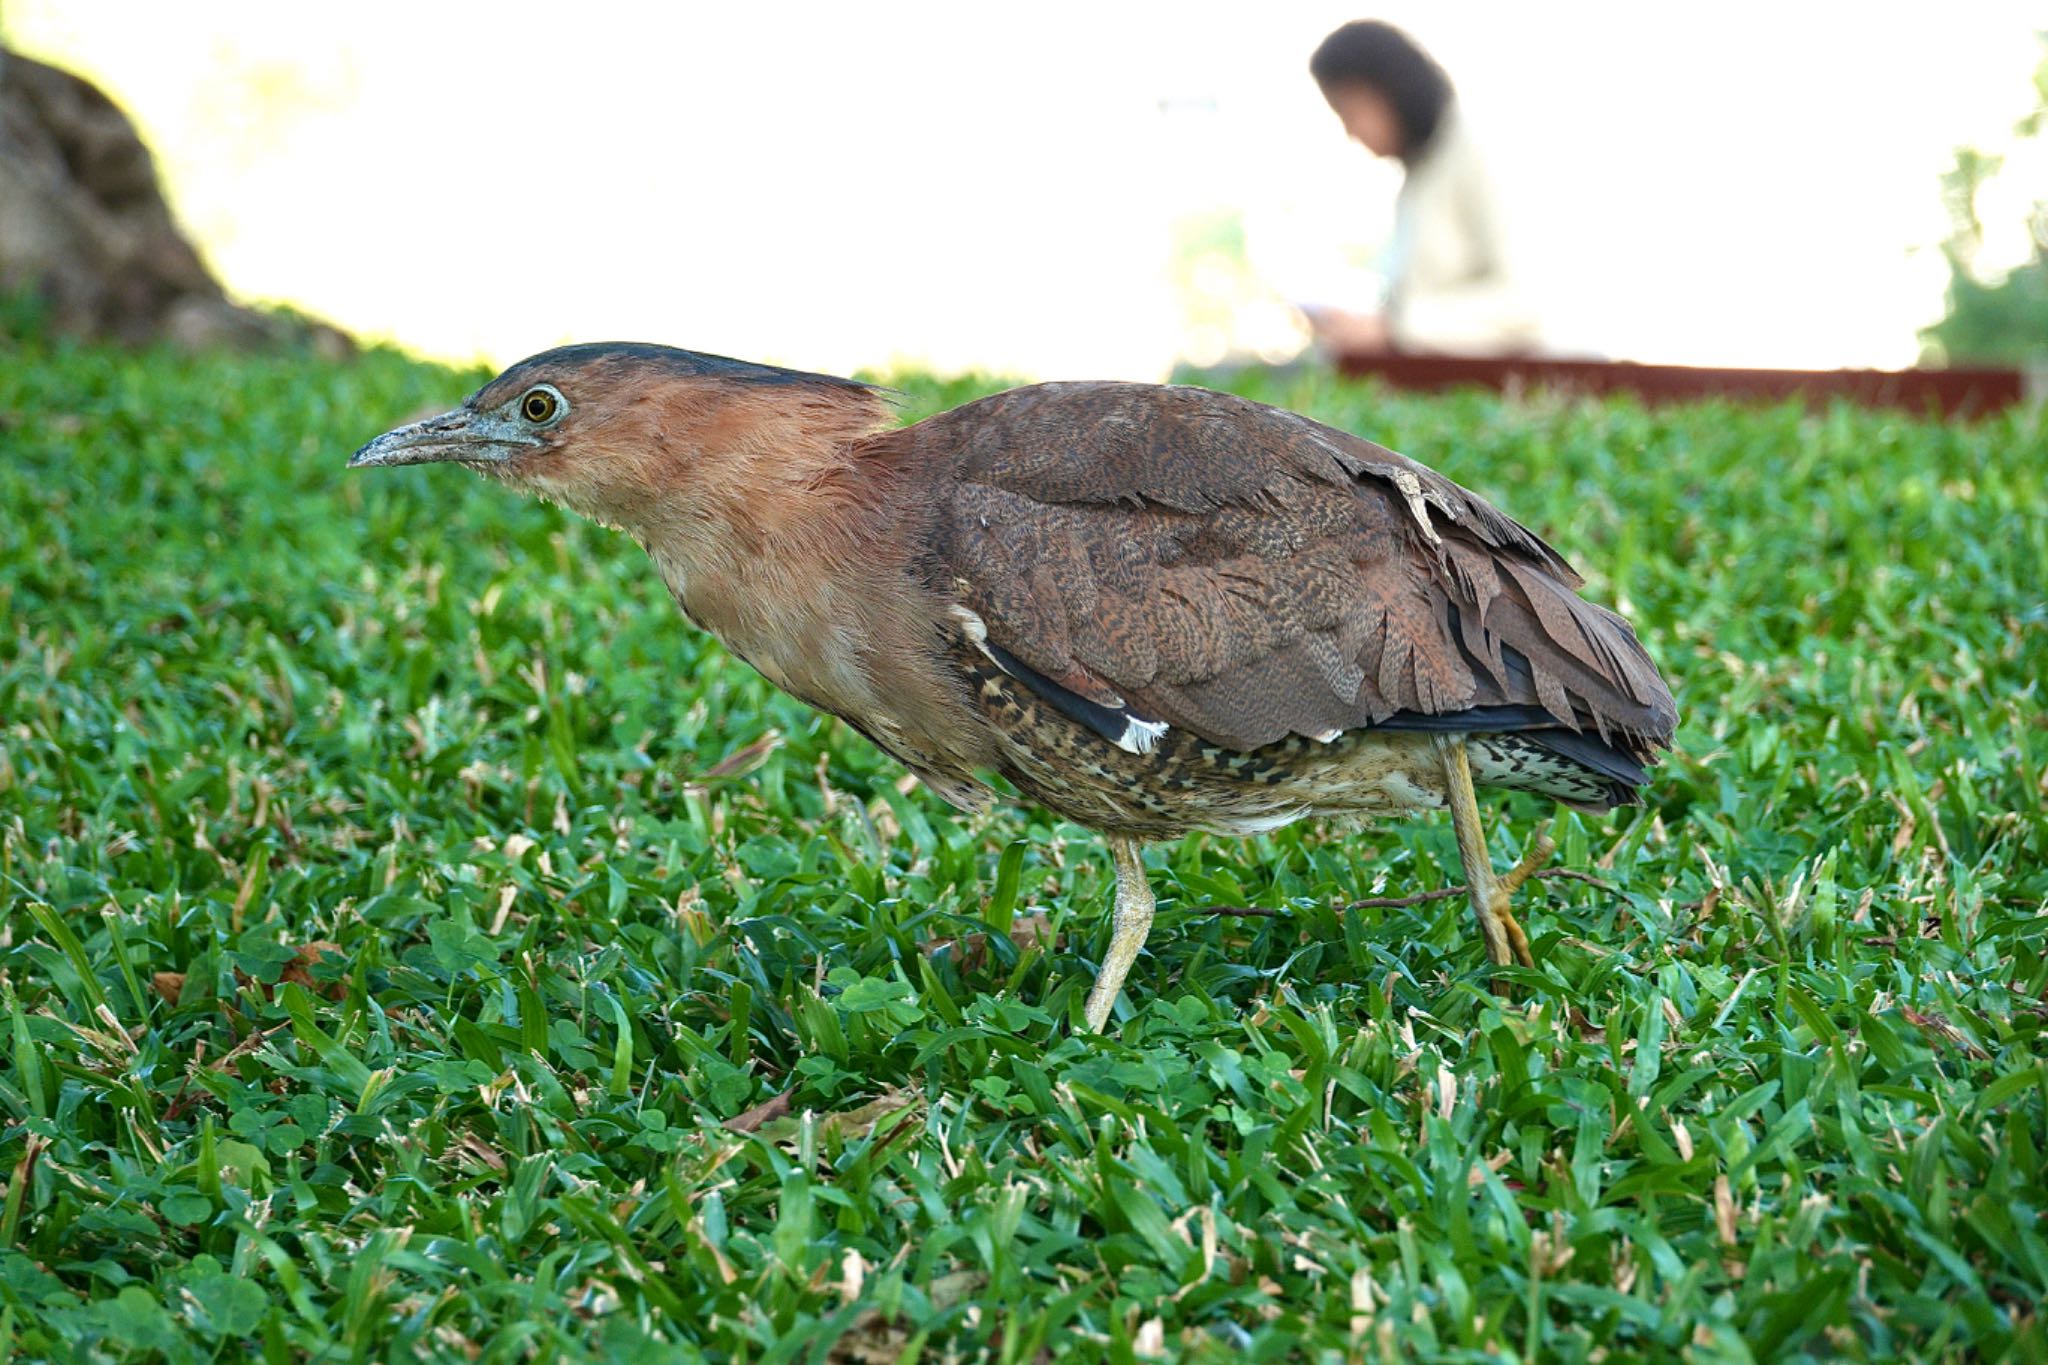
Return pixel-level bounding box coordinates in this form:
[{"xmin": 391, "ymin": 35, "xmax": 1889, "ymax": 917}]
[{"xmin": 2, "ymin": 327, "xmax": 2045, "ymax": 1363}]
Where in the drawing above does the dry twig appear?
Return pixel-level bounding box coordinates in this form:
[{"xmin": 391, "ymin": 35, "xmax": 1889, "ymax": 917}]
[{"xmin": 1199, "ymin": 864, "xmax": 1625, "ymax": 918}]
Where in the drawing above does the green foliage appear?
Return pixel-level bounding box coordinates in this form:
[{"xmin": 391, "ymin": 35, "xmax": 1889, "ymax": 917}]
[
  {"xmin": 1922, "ymin": 249, "xmax": 2048, "ymax": 368},
  {"xmin": 2, "ymin": 337, "xmax": 2045, "ymax": 1360},
  {"xmin": 0, "ymin": 285, "xmax": 55, "ymax": 346},
  {"xmin": 1920, "ymin": 36, "xmax": 2048, "ymax": 366}
]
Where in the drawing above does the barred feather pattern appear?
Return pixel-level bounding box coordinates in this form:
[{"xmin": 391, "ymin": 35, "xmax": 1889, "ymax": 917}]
[{"xmin": 954, "ymin": 641, "xmax": 1636, "ymax": 841}]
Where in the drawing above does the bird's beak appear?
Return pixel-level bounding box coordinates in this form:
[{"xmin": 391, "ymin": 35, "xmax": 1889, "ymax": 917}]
[{"xmin": 348, "ymin": 407, "xmax": 538, "ymax": 470}]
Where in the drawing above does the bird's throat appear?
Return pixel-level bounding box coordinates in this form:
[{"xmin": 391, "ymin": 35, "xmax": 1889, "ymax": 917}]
[{"xmin": 638, "ymin": 471, "xmax": 916, "ymax": 731}]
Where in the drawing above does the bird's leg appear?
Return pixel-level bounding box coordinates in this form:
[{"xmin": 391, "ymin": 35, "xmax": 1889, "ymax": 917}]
[
  {"xmin": 1082, "ymin": 836, "xmax": 1154, "ymax": 1032},
  {"xmin": 1437, "ymin": 738, "xmax": 1538, "ymax": 971}
]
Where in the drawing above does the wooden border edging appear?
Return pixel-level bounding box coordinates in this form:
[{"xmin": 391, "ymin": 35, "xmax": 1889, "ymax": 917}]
[{"xmin": 1332, "ymin": 353, "xmax": 2028, "ymax": 419}]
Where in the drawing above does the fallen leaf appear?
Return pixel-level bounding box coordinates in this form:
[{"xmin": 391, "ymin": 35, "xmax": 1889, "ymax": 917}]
[
  {"xmin": 819, "ymin": 1087, "xmax": 922, "ymax": 1144},
  {"xmin": 281, "ymin": 942, "xmax": 348, "ymax": 998},
  {"xmin": 723, "ymin": 1089, "xmax": 794, "ymax": 1134},
  {"xmin": 1900, "ymin": 1007, "xmax": 1988, "ymax": 1058},
  {"xmin": 927, "ymin": 913, "xmax": 1057, "ymax": 972},
  {"xmin": 232, "ymin": 941, "xmax": 346, "ymax": 1001},
  {"xmin": 1008, "ymin": 913, "xmax": 1056, "ymax": 952}
]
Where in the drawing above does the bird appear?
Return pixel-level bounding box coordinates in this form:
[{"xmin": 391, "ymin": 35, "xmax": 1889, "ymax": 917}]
[{"xmin": 351, "ymin": 342, "xmax": 1677, "ymax": 1031}]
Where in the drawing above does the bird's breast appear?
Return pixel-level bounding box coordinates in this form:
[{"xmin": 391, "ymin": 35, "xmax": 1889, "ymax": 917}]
[
  {"xmin": 649, "ymin": 543, "xmax": 872, "ymax": 711},
  {"xmin": 643, "ymin": 538, "xmax": 999, "ymax": 809}
]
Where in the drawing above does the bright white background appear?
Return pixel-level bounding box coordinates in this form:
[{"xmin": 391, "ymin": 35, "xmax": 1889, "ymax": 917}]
[{"xmin": 12, "ymin": 2, "xmax": 2044, "ymax": 378}]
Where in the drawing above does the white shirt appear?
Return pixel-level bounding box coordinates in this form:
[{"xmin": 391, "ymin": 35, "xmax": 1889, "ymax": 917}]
[{"xmin": 1384, "ymin": 104, "xmax": 1540, "ymax": 355}]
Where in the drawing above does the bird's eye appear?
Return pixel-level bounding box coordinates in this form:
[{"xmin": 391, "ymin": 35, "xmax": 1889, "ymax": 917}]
[{"xmin": 520, "ymin": 387, "xmax": 562, "ymax": 425}]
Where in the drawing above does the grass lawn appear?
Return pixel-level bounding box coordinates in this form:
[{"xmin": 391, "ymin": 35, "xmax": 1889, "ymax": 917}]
[{"xmin": 2, "ymin": 326, "xmax": 2045, "ymax": 1362}]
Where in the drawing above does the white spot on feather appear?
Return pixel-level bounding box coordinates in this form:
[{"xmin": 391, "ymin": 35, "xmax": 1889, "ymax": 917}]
[
  {"xmin": 1217, "ymin": 807, "xmax": 1307, "ymax": 835},
  {"xmin": 1388, "ymin": 468, "xmax": 1445, "ymax": 547},
  {"xmin": 1114, "ymin": 715, "xmax": 1169, "ymax": 755},
  {"xmin": 1301, "ymin": 423, "xmax": 1460, "ymax": 547},
  {"xmin": 948, "ymin": 604, "xmax": 988, "ymax": 644}
]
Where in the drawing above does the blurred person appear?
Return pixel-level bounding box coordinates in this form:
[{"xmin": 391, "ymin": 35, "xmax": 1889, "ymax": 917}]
[{"xmin": 1305, "ymin": 20, "xmax": 1539, "ymax": 357}]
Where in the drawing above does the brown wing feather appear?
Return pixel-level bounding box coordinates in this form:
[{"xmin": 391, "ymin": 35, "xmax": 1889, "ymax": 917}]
[{"xmin": 897, "ymin": 381, "xmax": 1676, "ymax": 759}]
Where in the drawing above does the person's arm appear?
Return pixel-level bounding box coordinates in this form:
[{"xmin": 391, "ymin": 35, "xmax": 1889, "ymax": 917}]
[{"xmin": 1303, "ymin": 305, "xmax": 1392, "ymax": 354}]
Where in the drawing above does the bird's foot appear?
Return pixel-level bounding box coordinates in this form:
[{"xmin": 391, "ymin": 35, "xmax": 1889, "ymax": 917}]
[
  {"xmin": 1486, "ymin": 823, "xmax": 1553, "ymax": 973},
  {"xmin": 1486, "ymin": 889, "xmax": 1536, "ymax": 980},
  {"xmin": 1082, "ymin": 836, "xmax": 1156, "ymax": 1033}
]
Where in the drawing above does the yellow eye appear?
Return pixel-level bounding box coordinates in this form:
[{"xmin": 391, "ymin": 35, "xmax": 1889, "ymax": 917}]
[{"xmin": 520, "ymin": 388, "xmax": 559, "ymax": 424}]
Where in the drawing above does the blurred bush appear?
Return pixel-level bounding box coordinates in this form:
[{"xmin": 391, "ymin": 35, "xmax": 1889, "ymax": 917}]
[{"xmin": 1920, "ymin": 38, "xmax": 2048, "ymax": 367}]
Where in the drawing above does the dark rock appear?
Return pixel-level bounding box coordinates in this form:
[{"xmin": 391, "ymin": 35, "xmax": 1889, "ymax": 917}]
[{"xmin": 0, "ymin": 47, "xmax": 352, "ymax": 353}]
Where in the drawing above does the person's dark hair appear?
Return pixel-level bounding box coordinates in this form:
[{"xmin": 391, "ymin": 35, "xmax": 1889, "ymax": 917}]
[{"xmin": 1310, "ymin": 21, "xmax": 1454, "ymax": 165}]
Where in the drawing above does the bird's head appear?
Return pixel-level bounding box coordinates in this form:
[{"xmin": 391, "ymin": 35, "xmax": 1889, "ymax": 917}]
[{"xmin": 349, "ymin": 342, "xmax": 891, "ymax": 533}]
